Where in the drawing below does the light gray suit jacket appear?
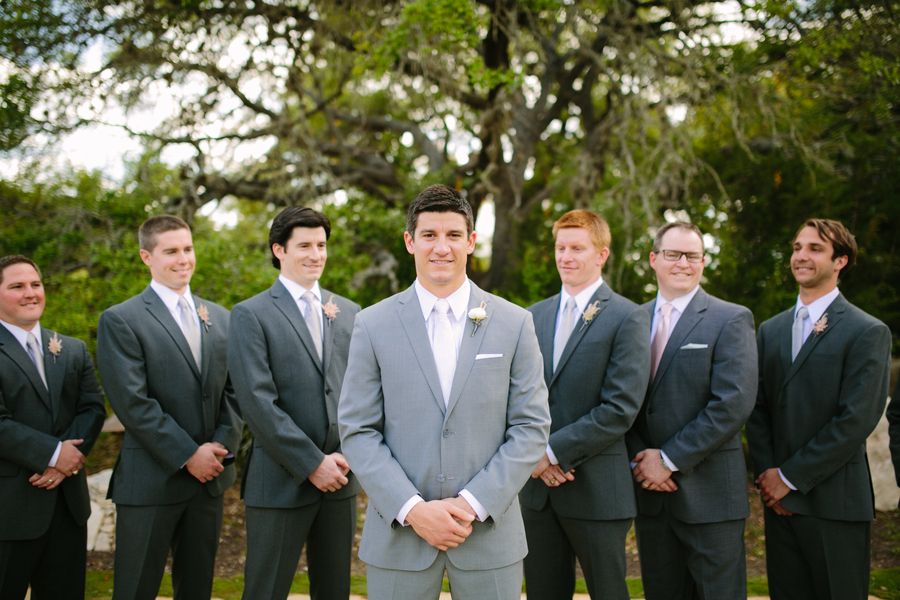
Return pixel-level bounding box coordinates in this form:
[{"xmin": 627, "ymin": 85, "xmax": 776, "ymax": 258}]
[
  {"xmin": 520, "ymin": 283, "xmax": 650, "ymax": 520},
  {"xmin": 97, "ymin": 287, "xmax": 241, "ymax": 505},
  {"xmin": 338, "ymin": 282, "xmax": 550, "ymax": 571},
  {"xmin": 626, "ymin": 288, "xmax": 757, "ymax": 523},
  {"xmin": 228, "ymin": 280, "xmax": 360, "ymax": 508}
]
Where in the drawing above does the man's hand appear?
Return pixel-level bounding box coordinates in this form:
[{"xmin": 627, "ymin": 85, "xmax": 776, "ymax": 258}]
[
  {"xmin": 444, "ymin": 495, "xmax": 477, "ymax": 520},
  {"xmin": 185, "ymin": 442, "xmax": 228, "ymax": 483},
  {"xmin": 769, "ymin": 501, "xmax": 794, "ymax": 517},
  {"xmin": 631, "ymin": 449, "xmax": 678, "ymax": 492},
  {"xmin": 30, "ymin": 467, "xmax": 67, "ymax": 490},
  {"xmin": 406, "ymin": 500, "xmax": 475, "ymax": 551},
  {"xmin": 531, "ymin": 453, "xmax": 575, "ymax": 487},
  {"xmin": 308, "ymin": 452, "xmax": 351, "ymax": 493},
  {"xmin": 55, "ymin": 439, "xmax": 85, "ymax": 475},
  {"xmin": 756, "ymin": 468, "xmax": 790, "ymax": 507}
]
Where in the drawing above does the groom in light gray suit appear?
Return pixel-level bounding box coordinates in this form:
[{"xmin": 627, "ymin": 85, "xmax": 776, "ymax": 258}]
[
  {"xmin": 339, "ymin": 184, "xmax": 550, "ymax": 600},
  {"xmin": 229, "ymin": 206, "xmax": 360, "ymax": 600},
  {"xmin": 626, "ymin": 222, "xmax": 757, "ymax": 600}
]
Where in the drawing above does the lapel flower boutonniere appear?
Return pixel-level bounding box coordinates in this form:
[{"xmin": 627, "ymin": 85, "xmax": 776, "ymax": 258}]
[
  {"xmin": 322, "ymin": 295, "xmax": 341, "ymax": 323},
  {"xmin": 468, "ymin": 301, "xmax": 488, "ymax": 336},
  {"xmin": 48, "ymin": 332, "xmax": 63, "ymax": 363},
  {"xmin": 197, "ymin": 304, "xmax": 212, "ymax": 331},
  {"xmin": 579, "ymin": 300, "xmax": 601, "ymax": 332},
  {"xmin": 812, "ymin": 314, "xmax": 828, "ymax": 336}
]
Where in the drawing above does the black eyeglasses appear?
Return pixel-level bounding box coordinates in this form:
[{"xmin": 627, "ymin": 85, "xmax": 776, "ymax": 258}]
[{"xmin": 657, "ymin": 250, "xmax": 704, "ymax": 263}]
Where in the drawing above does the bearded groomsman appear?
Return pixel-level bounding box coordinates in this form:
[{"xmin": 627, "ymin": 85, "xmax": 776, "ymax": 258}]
[
  {"xmin": 747, "ymin": 218, "xmax": 891, "ymax": 600},
  {"xmin": 627, "ymin": 222, "xmax": 757, "ymax": 600},
  {"xmin": 0, "ymin": 255, "xmax": 105, "ymax": 599},
  {"xmin": 229, "ymin": 207, "xmax": 360, "ymax": 600},
  {"xmin": 520, "ymin": 209, "xmax": 650, "ymax": 599},
  {"xmin": 97, "ymin": 216, "xmax": 241, "ymax": 600}
]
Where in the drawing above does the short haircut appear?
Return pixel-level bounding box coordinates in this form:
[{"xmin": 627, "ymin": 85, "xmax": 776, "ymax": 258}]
[
  {"xmin": 794, "ymin": 218, "xmax": 858, "ymax": 270},
  {"xmin": 0, "ymin": 255, "xmax": 41, "ymax": 284},
  {"xmin": 652, "ymin": 221, "xmax": 704, "ymax": 253},
  {"xmin": 552, "ymin": 209, "xmax": 611, "ymax": 250},
  {"xmin": 406, "ymin": 184, "xmax": 475, "ymax": 236},
  {"xmin": 139, "ymin": 215, "xmax": 191, "ymax": 252},
  {"xmin": 268, "ymin": 206, "xmax": 332, "ymax": 269}
]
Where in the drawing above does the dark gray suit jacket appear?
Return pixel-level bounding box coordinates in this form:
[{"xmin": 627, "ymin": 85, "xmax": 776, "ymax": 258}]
[
  {"xmin": 888, "ymin": 378, "xmax": 900, "ymax": 500},
  {"xmin": 747, "ymin": 294, "xmax": 891, "ymax": 521},
  {"xmin": 626, "ymin": 288, "xmax": 757, "ymax": 523},
  {"xmin": 97, "ymin": 287, "xmax": 241, "ymax": 505},
  {"xmin": 520, "ymin": 283, "xmax": 650, "ymax": 520},
  {"xmin": 228, "ymin": 280, "xmax": 360, "ymax": 508},
  {"xmin": 0, "ymin": 327, "xmax": 104, "ymax": 540}
]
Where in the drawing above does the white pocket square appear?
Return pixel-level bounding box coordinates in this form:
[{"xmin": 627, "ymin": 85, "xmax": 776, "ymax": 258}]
[
  {"xmin": 475, "ymin": 353, "xmax": 503, "ymax": 360},
  {"xmin": 680, "ymin": 343, "xmax": 708, "ymax": 350}
]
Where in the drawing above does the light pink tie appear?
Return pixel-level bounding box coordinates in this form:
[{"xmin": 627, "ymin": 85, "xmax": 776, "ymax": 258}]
[{"xmin": 650, "ymin": 303, "xmax": 672, "ymax": 379}]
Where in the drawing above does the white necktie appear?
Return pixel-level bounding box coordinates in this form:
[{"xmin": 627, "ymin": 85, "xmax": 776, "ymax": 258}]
[
  {"xmin": 650, "ymin": 302, "xmax": 673, "ymax": 379},
  {"xmin": 553, "ymin": 297, "xmax": 578, "ymax": 371},
  {"xmin": 26, "ymin": 332, "xmax": 48, "ymax": 389},
  {"xmin": 177, "ymin": 296, "xmax": 201, "ymax": 368},
  {"xmin": 791, "ymin": 306, "xmax": 809, "ymax": 361},
  {"xmin": 303, "ymin": 291, "xmax": 323, "ymax": 360},
  {"xmin": 432, "ymin": 299, "xmax": 456, "ymax": 405}
]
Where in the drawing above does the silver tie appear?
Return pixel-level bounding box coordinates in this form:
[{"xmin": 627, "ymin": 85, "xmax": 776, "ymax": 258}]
[
  {"xmin": 303, "ymin": 291, "xmax": 323, "ymax": 360},
  {"xmin": 791, "ymin": 305, "xmax": 809, "ymax": 361},
  {"xmin": 26, "ymin": 332, "xmax": 48, "ymax": 389},
  {"xmin": 553, "ymin": 297, "xmax": 578, "ymax": 371},
  {"xmin": 431, "ymin": 299, "xmax": 456, "ymax": 406},
  {"xmin": 177, "ymin": 296, "xmax": 202, "ymax": 368}
]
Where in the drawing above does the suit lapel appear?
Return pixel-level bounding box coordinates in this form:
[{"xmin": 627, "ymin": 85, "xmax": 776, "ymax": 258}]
[
  {"xmin": 321, "ymin": 288, "xmax": 336, "ymax": 372},
  {"xmin": 270, "ymin": 280, "xmax": 323, "ymax": 375},
  {"xmin": 142, "ymin": 288, "xmax": 201, "ymax": 380},
  {"xmin": 41, "ymin": 329, "xmax": 65, "ymax": 422},
  {"xmin": 783, "ymin": 294, "xmax": 846, "ymax": 386},
  {"xmin": 193, "ymin": 295, "xmax": 213, "ymax": 385},
  {"xmin": 446, "ymin": 284, "xmax": 489, "ymax": 416},
  {"xmin": 651, "ymin": 289, "xmax": 708, "ymax": 388},
  {"xmin": 549, "ymin": 284, "xmax": 610, "ymax": 388},
  {"xmin": 0, "ymin": 326, "xmax": 51, "ymax": 410},
  {"xmin": 397, "ymin": 286, "xmax": 447, "ymax": 414},
  {"xmin": 532, "ymin": 296, "xmax": 558, "ymax": 384}
]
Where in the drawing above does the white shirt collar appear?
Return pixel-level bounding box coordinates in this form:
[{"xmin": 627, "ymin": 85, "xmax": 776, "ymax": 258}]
[
  {"xmin": 278, "ymin": 275, "xmax": 322, "ymax": 303},
  {"xmin": 795, "ymin": 287, "xmax": 839, "ymax": 324},
  {"xmin": 0, "ymin": 320, "xmax": 43, "ymax": 354},
  {"xmin": 415, "ymin": 279, "xmax": 471, "ymax": 322},
  {"xmin": 150, "ymin": 280, "xmax": 194, "ymax": 314},
  {"xmin": 656, "ymin": 285, "xmax": 701, "ymax": 315},
  {"xmin": 560, "ymin": 277, "xmax": 604, "ymax": 314}
]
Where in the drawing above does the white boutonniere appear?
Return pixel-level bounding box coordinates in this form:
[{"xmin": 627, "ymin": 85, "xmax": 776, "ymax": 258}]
[
  {"xmin": 579, "ymin": 301, "xmax": 601, "ymax": 331},
  {"xmin": 197, "ymin": 304, "xmax": 212, "ymax": 331},
  {"xmin": 812, "ymin": 314, "xmax": 828, "ymax": 335},
  {"xmin": 322, "ymin": 296, "xmax": 341, "ymax": 323},
  {"xmin": 48, "ymin": 333, "xmax": 63, "ymax": 362},
  {"xmin": 468, "ymin": 301, "xmax": 488, "ymax": 336}
]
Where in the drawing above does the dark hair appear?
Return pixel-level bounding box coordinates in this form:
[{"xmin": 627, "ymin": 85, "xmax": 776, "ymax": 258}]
[
  {"xmin": 652, "ymin": 222, "xmax": 704, "ymax": 253},
  {"xmin": 268, "ymin": 206, "xmax": 332, "ymax": 269},
  {"xmin": 139, "ymin": 215, "xmax": 191, "ymax": 251},
  {"xmin": 0, "ymin": 255, "xmax": 41, "ymax": 284},
  {"xmin": 405, "ymin": 184, "xmax": 475, "ymax": 236},
  {"xmin": 793, "ymin": 218, "xmax": 858, "ymax": 270}
]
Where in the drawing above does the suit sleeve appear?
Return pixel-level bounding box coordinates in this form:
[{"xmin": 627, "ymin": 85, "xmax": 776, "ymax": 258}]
[
  {"xmin": 552, "ymin": 306, "xmax": 650, "ymax": 471},
  {"xmin": 746, "ymin": 324, "xmax": 775, "ymax": 476},
  {"xmin": 888, "ymin": 378, "xmax": 900, "ymax": 487},
  {"xmin": 97, "ymin": 308, "xmax": 198, "ymax": 473},
  {"xmin": 0, "ymin": 392, "xmax": 59, "ymax": 473},
  {"xmin": 227, "ymin": 304, "xmax": 324, "ymax": 481},
  {"xmin": 780, "ymin": 321, "xmax": 891, "ymax": 493},
  {"xmin": 661, "ymin": 309, "xmax": 757, "ymax": 473},
  {"xmin": 210, "ymin": 310, "xmax": 241, "ymax": 454},
  {"xmin": 59, "ymin": 339, "xmax": 105, "ymax": 456},
  {"xmin": 460, "ymin": 312, "xmax": 551, "ymax": 518}
]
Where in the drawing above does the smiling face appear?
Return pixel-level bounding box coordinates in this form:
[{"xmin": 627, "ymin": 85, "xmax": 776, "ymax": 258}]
[
  {"xmin": 140, "ymin": 227, "xmax": 195, "ymax": 294},
  {"xmin": 0, "ymin": 262, "xmax": 45, "ymax": 330},
  {"xmin": 404, "ymin": 211, "xmax": 476, "ymax": 297},
  {"xmin": 791, "ymin": 225, "xmax": 847, "ymax": 301},
  {"xmin": 650, "ymin": 227, "xmax": 705, "ymax": 299},
  {"xmin": 273, "ymin": 226, "xmax": 328, "ymax": 289},
  {"xmin": 555, "ymin": 227, "xmax": 609, "ymax": 296}
]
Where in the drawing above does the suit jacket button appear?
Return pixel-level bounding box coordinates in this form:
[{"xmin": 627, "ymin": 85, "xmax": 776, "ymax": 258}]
[
  {"xmin": 437, "ymin": 474, "xmax": 446, "ymax": 482},
  {"xmin": 442, "ymin": 429, "xmax": 452, "ymax": 438}
]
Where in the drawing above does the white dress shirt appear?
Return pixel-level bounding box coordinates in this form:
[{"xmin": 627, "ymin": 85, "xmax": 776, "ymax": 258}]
[
  {"xmin": 150, "ymin": 280, "xmax": 200, "ymax": 332},
  {"xmin": 278, "ymin": 275, "xmax": 324, "ymax": 345}
]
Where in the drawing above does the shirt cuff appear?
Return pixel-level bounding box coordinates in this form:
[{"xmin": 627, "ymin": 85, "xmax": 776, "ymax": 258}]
[
  {"xmin": 659, "ymin": 450, "xmax": 679, "ymax": 472},
  {"xmin": 397, "ymin": 495, "xmax": 424, "ymax": 526},
  {"xmin": 777, "ymin": 468, "xmax": 797, "ymax": 491},
  {"xmin": 545, "ymin": 445, "xmax": 559, "ymax": 466},
  {"xmin": 48, "ymin": 441, "xmax": 62, "ymax": 468},
  {"xmin": 459, "ymin": 489, "xmax": 488, "ymax": 522}
]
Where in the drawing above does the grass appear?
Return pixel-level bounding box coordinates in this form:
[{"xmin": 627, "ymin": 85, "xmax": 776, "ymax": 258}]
[{"xmin": 85, "ymin": 568, "xmax": 900, "ymax": 599}]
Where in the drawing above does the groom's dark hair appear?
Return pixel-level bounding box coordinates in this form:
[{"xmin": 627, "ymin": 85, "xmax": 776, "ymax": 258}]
[
  {"xmin": 406, "ymin": 184, "xmax": 475, "ymax": 235},
  {"xmin": 268, "ymin": 206, "xmax": 331, "ymax": 269}
]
